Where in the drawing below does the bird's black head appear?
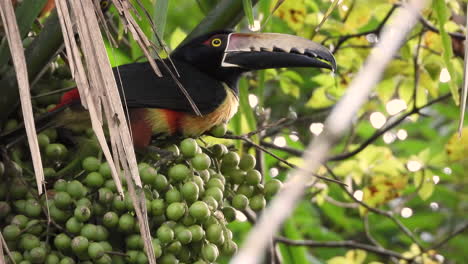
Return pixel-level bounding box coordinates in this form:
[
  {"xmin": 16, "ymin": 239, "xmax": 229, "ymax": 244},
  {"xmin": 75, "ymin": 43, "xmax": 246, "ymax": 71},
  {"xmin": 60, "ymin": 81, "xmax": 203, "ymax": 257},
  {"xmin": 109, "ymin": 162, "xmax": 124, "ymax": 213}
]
[{"xmin": 172, "ymin": 30, "xmax": 337, "ymax": 92}]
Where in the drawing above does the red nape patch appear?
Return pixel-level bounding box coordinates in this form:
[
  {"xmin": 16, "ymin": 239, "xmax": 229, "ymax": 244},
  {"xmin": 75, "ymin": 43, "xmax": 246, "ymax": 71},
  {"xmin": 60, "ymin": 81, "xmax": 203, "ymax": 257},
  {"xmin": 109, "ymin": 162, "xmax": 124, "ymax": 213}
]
[
  {"xmin": 48, "ymin": 88, "xmax": 80, "ymax": 112},
  {"xmin": 162, "ymin": 109, "xmax": 183, "ymax": 134}
]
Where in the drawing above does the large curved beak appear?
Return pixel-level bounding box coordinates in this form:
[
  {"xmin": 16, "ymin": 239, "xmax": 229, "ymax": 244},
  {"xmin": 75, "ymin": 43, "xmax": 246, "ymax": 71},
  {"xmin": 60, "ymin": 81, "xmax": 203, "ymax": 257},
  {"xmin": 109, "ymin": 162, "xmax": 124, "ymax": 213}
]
[{"xmin": 222, "ymin": 33, "xmax": 336, "ymax": 72}]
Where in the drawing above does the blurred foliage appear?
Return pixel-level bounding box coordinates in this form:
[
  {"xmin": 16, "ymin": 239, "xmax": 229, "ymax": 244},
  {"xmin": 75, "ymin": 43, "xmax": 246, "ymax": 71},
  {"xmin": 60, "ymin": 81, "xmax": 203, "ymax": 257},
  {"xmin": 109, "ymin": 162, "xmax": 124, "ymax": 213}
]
[{"xmin": 1, "ymin": 0, "xmax": 468, "ymax": 263}]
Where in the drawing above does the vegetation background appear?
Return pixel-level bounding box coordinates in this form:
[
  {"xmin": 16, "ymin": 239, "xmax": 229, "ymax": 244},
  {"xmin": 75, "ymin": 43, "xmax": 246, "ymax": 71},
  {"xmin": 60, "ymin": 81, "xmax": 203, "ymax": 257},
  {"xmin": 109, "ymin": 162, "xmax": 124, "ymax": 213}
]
[{"xmin": 0, "ymin": 0, "xmax": 467, "ymax": 263}]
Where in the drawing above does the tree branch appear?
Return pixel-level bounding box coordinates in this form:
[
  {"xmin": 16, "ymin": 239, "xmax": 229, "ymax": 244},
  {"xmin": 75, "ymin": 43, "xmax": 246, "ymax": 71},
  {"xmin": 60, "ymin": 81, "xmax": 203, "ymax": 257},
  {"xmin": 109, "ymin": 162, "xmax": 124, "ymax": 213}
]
[{"xmin": 274, "ymin": 236, "xmax": 411, "ymax": 261}]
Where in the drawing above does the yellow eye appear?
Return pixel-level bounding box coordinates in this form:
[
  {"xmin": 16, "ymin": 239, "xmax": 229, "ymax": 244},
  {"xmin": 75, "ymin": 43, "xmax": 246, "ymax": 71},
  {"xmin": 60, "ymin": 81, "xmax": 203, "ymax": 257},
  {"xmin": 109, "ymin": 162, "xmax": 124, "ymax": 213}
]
[
  {"xmin": 100, "ymin": 0, "xmax": 108, "ymax": 8},
  {"xmin": 211, "ymin": 38, "xmax": 222, "ymax": 47}
]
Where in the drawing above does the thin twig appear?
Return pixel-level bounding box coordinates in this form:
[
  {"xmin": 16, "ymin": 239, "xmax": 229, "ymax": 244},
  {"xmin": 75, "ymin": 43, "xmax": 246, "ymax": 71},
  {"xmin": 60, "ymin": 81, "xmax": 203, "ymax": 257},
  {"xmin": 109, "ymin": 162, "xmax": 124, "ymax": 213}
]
[
  {"xmin": 429, "ymin": 222, "xmax": 468, "ymax": 251},
  {"xmin": 324, "ymin": 165, "xmax": 425, "ymax": 250},
  {"xmin": 274, "ymin": 236, "xmax": 411, "ymax": 260}
]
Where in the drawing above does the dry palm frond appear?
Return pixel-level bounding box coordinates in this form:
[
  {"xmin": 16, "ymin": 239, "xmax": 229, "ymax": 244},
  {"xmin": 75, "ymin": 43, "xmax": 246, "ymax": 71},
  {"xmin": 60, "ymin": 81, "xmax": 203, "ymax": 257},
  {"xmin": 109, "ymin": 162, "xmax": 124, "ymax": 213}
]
[
  {"xmin": 55, "ymin": 0, "xmax": 155, "ymax": 262},
  {"xmin": 0, "ymin": 0, "xmax": 45, "ymax": 195}
]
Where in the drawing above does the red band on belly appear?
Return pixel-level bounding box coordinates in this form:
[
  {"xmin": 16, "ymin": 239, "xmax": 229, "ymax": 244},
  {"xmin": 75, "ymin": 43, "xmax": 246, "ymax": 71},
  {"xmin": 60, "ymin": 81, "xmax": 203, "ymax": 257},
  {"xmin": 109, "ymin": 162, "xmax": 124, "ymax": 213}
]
[{"xmin": 162, "ymin": 109, "xmax": 183, "ymax": 134}]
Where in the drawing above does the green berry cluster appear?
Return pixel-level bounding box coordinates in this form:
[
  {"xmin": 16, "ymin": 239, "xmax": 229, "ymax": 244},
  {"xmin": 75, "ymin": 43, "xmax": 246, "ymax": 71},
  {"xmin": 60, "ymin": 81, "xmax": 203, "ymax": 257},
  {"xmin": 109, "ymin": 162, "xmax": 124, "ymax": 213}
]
[{"xmin": 0, "ymin": 124, "xmax": 283, "ymax": 264}]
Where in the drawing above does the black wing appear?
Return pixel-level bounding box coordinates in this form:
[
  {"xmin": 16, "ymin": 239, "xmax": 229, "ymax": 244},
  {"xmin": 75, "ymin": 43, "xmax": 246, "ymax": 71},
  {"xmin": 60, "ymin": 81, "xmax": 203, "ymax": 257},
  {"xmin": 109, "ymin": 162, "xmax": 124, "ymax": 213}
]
[{"xmin": 112, "ymin": 60, "xmax": 228, "ymax": 115}]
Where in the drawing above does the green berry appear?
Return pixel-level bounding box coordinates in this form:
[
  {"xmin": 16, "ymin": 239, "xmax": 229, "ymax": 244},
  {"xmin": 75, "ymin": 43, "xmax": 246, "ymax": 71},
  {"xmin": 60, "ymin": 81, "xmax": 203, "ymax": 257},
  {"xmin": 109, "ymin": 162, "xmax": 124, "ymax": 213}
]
[
  {"xmin": 166, "ymin": 203, "xmax": 186, "ymax": 221},
  {"xmin": 249, "ymin": 194, "xmax": 266, "ymax": 211},
  {"xmin": 189, "ymin": 201, "xmax": 210, "ymax": 220},
  {"xmin": 246, "ymin": 169, "xmax": 262, "ymax": 185},
  {"xmin": 168, "ymin": 164, "xmax": 191, "ymax": 182},
  {"xmin": 180, "ymin": 138, "xmax": 198, "ymax": 158},
  {"xmin": 82, "ymin": 157, "xmax": 101, "ymax": 172},
  {"xmin": 191, "ymin": 153, "xmax": 211, "ymax": 171},
  {"xmin": 84, "ymin": 172, "xmax": 104, "ymax": 188},
  {"xmin": 88, "ymin": 242, "xmax": 104, "ymax": 259},
  {"xmin": 74, "ymin": 205, "xmax": 91, "ymax": 222},
  {"xmin": 239, "ymin": 154, "xmax": 256, "ymax": 171},
  {"xmin": 209, "ymin": 123, "xmax": 227, "ymax": 137},
  {"xmin": 265, "ymin": 179, "xmax": 283, "ymax": 198},
  {"xmin": 232, "ymin": 194, "xmax": 249, "ymax": 210}
]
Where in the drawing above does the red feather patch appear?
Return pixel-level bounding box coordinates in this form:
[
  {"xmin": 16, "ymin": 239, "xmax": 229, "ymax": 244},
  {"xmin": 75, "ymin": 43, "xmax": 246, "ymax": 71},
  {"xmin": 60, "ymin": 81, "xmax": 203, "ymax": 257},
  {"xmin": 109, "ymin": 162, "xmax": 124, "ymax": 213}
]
[{"xmin": 48, "ymin": 88, "xmax": 80, "ymax": 112}]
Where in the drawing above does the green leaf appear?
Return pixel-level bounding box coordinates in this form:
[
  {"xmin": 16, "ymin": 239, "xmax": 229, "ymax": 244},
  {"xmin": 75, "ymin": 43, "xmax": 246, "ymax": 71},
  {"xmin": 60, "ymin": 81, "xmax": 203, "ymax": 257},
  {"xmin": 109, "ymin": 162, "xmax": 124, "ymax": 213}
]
[
  {"xmin": 170, "ymin": 28, "xmax": 187, "ymax": 50},
  {"xmin": 242, "ymin": 0, "xmax": 255, "ymax": 29},
  {"xmin": 433, "ymin": 0, "xmax": 459, "ymax": 104}
]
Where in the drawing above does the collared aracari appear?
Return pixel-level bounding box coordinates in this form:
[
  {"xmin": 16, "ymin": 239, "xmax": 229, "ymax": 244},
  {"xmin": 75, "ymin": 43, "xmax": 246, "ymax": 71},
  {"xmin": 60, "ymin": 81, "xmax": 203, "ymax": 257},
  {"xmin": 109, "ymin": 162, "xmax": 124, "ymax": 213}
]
[{"xmin": 1, "ymin": 30, "xmax": 336, "ymax": 149}]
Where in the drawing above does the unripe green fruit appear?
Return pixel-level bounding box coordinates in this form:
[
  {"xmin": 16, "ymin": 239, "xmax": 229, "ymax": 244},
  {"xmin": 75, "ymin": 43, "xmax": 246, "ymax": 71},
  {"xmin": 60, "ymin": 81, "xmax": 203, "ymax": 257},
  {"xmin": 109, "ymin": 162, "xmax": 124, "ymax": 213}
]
[
  {"xmin": 176, "ymin": 228, "xmax": 192, "ymax": 244},
  {"xmin": 181, "ymin": 182, "xmax": 199, "ymax": 203},
  {"xmin": 166, "ymin": 202, "xmax": 186, "ymax": 221},
  {"xmin": 151, "ymin": 199, "xmax": 165, "ymax": 216},
  {"xmin": 112, "ymin": 196, "xmax": 126, "ymax": 213},
  {"xmin": 103, "ymin": 211, "xmax": 119, "ymax": 228},
  {"xmin": 74, "ymin": 205, "xmax": 91, "ymax": 222},
  {"xmin": 206, "ymin": 224, "xmax": 224, "ymax": 245},
  {"xmin": 202, "ymin": 196, "xmax": 218, "ymax": 211},
  {"xmin": 59, "ymin": 257, "xmax": 76, "ymax": 264},
  {"xmin": 118, "ymin": 213, "xmax": 135, "ymax": 233},
  {"xmin": 126, "ymin": 234, "xmax": 143, "ymax": 250},
  {"xmin": 159, "ymin": 253, "xmax": 179, "ymax": 264},
  {"xmin": 165, "ymin": 188, "xmax": 182, "ymax": 204},
  {"xmin": 82, "ymin": 157, "xmax": 101, "ymax": 172},
  {"xmin": 45, "ymin": 253, "xmax": 60, "ymax": 264},
  {"xmin": 45, "ymin": 143, "xmax": 68, "ymax": 160},
  {"xmin": 84, "ymin": 172, "xmax": 104, "ymax": 188},
  {"xmin": 25, "ymin": 220, "xmax": 43, "ymax": 236},
  {"xmin": 210, "ymin": 144, "xmax": 228, "ymax": 158},
  {"xmin": 54, "ymin": 191, "xmax": 72, "ymax": 210},
  {"xmin": 53, "ymin": 180, "xmax": 67, "ymax": 192},
  {"xmin": 223, "ymin": 240, "xmax": 238, "ymax": 255},
  {"xmin": 98, "ymin": 188, "xmax": 114, "ymax": 204},
  {"xmin": 154, "ymin": 174, "xmax": 169, "ymax": 191},
  {"xmin": 180, "ymin": 138, "xmax": 198, "ymax": 158},
  {"xmin": 168, "ymin": 164, "xmax": 191, "ymax": 182},
  {"xmin": 65, "ymin": 217, "xmax": 83, "ymax": 234},
  {"xmin": 229, "ymin": 169, "xmax": 246, "ymax": 185},
  {"xmin": 204, "ymin": 187, "xmax": 223, "ymax": 202},
  {"xmin": 140, "ymin": 166, "xmax": 157, "ymax": 185},
  {"xmin": 95, "ymin": 254, "xmax": 112, "ymax": 264},
  {"xmin": 202, "ymin": 243, "xmax": 219, "ymax": 262},
  {"xmin": 166, "ymin": 240, "xmax": 182, "ymax": 254},
  {"xmin": 189, "ymin": 201, "xmax": 210, "ymax": 221},
  {"xmin": 246, "ymin": 169, "xmax": 262, "ymax": 185},
  {"xmin": 66, "ymin": 180, "xmax": 86, "ymax": 199},
  {"xmin": 206, "ymin": 178, "xmax": 225, "ymax": 191},
  {"xmin": 19, "ymin": 234, "xmax": 40, "ymax": 250},
  {"xmin": 88, "ymin": 242, "xmax": 104, "ymax": 259},
  {"xmin": 265, "ymin": 179, "xmax": 283, "ymax": 198},
  {"xmin": 49, "ymin": 205, "xmax": 70, "ymax": 223},
  {"xmin": 80, "ymin": 224, "xmax": 98, "ymax": 240},
  {"xmin": 188, "ymin": 225, "xmax": 205, "ymax": 242},
  {"xmin": 232, "ymin": 194, "xmax": 249, "ymax": 210},
  {"xmin": 191, "ymin": 153, "xmax": 211, "ymax": 171},
  {"xmin": 156, "ymin": 225, "xmax": 174, "ymax": 244},
  {"xmin": 43, "ymin": 167, "xmax": 57, "ymax": 179},
  {"xmin": 237, "ymin": 184, "xmax": 255, "ymax": 197},
  {"xmin": 99, "ymin": 162, "xmax": 112, "ymax": 179},
  {"xmin": 24, "ymin": 199, "xmax": 42, "ymax": 218},
  {"xmin": 54, "ymin": 233, "xmax": 71, "ymax": 252},
  {"xmin": 95, "ymin": 225, "xmax": 109, "ymax": 241},
  {"xmin": 209, "ymin": 123, "xmax": 227, "ymax": 137},
  {"xmin": 11, "ymin": 215, "xmax": 29, "ymax": 229},
  {"xmin": 3, "ymin": 224, "xmax": 20, "ymax": 241},
  {"xmin": 239, "ymin": 154, "xmax": 256, "ymax": 171},
  {"xmin": 71, "ymin": 236, "xmax": 89, "ymax": 254},
  {"xmin": 30, "ymin": 246, "xmax": 47, "ymax": 263},
  {"xmin": 249, "ymin": 194, "xmax": 266, "ymax": 211},
  {"xmin": 37, "ymin": 133, "xmax": 50, "ymax": 149},
  {"xmin": 222, "ymin": 152, "xmax": 240, "ymax": 168},
  {"xmin": 152, "ymin": 239, "xmax": 162, "ymax": 258},
  {"xmin": 222, "ymin": 206, "xmax": 237, "ymax": 222}
]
